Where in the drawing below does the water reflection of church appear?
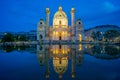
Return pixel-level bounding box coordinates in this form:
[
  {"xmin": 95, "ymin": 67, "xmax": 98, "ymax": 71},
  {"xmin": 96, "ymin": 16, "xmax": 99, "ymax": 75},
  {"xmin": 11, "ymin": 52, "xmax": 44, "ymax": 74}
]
[
  {"xmin": 37, "ymin": 6, "xmax": 84, "ymax": 42},
  {"xmin": 37, "ymin": 44, "xmax": 84, "ymax": 78},
  {"xmin": 36, "ymin": 44, "xmax": 120, "ymax": 79}
]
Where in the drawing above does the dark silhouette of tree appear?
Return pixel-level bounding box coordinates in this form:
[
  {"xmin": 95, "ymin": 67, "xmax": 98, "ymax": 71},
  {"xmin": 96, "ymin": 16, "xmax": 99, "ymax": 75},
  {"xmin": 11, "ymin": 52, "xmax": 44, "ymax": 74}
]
[
  {"xmin": 96, "ymin": 31, "xmax": 102, "ymax": 41},
  {"xmin": 104, "ymin": 30, "xmax": 120, "ymax": 41},
  {"xmin": 18, "ymin": 35, "xmax": 27, "ymax": 41},
  {"xmin": 91, "ymin": 31, "xmax": 103, "ymax": 41},
  {"xmin": 2, "ymin": 45, "xmax": 15, "ymax": 52},
  {"xmin": 2, "ymin": 33, "xmax": 14, "ymax": 42},
  {"xmin": 91, "ymin": 31, "xmax": 97, "ymax": 41}
]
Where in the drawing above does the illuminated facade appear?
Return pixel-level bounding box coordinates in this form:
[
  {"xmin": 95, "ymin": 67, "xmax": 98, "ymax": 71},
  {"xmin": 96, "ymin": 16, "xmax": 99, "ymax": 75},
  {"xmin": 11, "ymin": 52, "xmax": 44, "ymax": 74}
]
[{"xmin": 37, "ymin": 6, "xmax": 84, "ymax": 42}]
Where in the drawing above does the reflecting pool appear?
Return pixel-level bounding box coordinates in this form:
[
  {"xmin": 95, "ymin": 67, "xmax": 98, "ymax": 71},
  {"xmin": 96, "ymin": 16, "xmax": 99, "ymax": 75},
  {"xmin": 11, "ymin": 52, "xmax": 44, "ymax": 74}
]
[{"xmin": 0, "ymin": 44, "xmax": 120, "ymax": 80}]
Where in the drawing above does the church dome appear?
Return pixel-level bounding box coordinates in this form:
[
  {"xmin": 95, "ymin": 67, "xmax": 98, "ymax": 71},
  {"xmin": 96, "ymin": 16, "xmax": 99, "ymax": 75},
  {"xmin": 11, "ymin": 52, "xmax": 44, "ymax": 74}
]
[
  {"xmin": 54, "ymin": 7, "xmax": 67, "ymax": 19},
  {"xmin": 53, "ymin": 6, "xmax": 68, "ymax": 27}
]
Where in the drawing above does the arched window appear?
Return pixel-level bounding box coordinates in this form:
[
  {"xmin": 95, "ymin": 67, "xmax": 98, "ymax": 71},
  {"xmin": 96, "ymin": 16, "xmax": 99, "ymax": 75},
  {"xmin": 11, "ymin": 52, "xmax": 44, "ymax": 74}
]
[
  {"xmin": 78, "ymin": 22, "xmax": 81, "ymax": 24},
  {"xmin": 59, "ymin": 21, "xmax": 61, "ymax": 25},
  {"xmin": 40, "ymin": 22, "xmax": 42, "ymax": 24}
]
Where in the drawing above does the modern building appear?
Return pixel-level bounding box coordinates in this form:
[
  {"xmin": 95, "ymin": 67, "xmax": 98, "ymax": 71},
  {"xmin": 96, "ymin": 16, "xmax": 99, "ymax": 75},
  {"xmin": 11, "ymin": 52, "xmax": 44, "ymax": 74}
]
[
  {"xmin": 27, "ymin": 30, "xmax": 37, "ymax": 41},
  {"xmin": 0, "ymin": 32, "xmax": 4, "ymax": 40},
  {"xmin": 37, "ymin": 6, "xmax": 84, "ymax": 42}
]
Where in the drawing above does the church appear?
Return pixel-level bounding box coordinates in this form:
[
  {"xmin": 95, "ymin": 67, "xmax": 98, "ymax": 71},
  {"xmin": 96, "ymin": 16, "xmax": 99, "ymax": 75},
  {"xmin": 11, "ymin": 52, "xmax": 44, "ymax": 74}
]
[{"xmin": 37, "ymin": 6, "xmax": 84, "ymax": 43}]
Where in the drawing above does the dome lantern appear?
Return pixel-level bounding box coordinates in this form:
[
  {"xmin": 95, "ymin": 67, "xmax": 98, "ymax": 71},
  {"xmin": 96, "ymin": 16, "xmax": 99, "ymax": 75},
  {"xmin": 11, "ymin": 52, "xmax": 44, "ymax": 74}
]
[{"xmin": 59, "ymin": 6, "xmax": 62, "ymax": 11}]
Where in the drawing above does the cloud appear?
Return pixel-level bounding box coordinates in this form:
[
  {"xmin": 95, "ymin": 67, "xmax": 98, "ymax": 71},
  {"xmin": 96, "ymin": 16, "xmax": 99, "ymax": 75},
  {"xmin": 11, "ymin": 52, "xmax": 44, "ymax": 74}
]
[{"xmin": 103, "ymin": 1, "xmax": 119, "ymax": 13}]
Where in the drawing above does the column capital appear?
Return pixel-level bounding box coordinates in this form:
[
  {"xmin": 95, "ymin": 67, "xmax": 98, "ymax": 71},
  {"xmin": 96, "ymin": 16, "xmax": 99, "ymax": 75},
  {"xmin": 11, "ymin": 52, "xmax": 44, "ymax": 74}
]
[
  {"xmin": 71, "ymin": 8, "xmax": 75, "ymax": 14},
  {"xmin": 46, "ymin": 8, "xmax": 50, "ymax": 14}
]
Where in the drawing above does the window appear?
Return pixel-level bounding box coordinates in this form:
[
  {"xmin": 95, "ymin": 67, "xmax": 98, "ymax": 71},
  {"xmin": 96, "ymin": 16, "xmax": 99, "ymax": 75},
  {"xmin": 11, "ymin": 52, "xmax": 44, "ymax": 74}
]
[
  {"xmin": 40, "ymin": 22, "xmax": 42, "ymax": 24},
  {"xmin": 79, "ymin": 22, "xmax": 81, "ymax": 24}
]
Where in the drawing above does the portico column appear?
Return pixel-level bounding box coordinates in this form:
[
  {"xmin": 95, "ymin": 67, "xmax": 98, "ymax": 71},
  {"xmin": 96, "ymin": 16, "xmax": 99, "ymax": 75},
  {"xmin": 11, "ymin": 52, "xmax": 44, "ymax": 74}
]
[
  {"xmin": 46, "ymin": 8, "xmax": 50, "ymax": 40},
  {"xmin": 71, "ymin": 8, "xmax": 75, "ymax": 35},
  {"xmin": 71, "ymin": 8, "xmax": 75, "ymax": 40}
]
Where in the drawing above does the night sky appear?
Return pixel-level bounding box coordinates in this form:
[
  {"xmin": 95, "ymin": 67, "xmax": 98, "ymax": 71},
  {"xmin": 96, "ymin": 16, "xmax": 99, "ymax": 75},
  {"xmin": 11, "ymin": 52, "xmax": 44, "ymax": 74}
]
[{"xmin": 1, "ymin": 0, "xmax": 120, "ymax": 32}]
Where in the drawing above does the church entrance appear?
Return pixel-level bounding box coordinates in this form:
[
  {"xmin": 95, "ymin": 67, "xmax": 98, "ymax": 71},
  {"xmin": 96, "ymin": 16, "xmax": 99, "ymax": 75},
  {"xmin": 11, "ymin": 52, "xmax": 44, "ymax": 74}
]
[
  {"xmin": 59, "ymin": 32, "xmax": 62, "ymax": 40},
  {"xmin": 59, "ymin": 36, "xmax": 61, "ymax": 40}
]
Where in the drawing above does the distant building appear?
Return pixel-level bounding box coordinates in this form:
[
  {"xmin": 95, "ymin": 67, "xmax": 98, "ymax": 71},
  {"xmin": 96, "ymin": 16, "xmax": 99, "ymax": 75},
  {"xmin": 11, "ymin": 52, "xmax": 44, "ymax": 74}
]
[
  {"xmin": 27, "ymin": 30, "xmax": 37, "ymax": 41},
  {"xmin": 0, "ymin": 32, "xmax": 4, "ymax": 40}
]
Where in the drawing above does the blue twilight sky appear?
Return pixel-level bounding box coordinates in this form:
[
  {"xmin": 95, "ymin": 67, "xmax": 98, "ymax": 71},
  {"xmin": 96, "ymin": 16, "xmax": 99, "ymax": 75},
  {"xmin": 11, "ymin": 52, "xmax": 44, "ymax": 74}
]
[{"xmin": 0, "ymin": 0, "xmax": 120, "ymax": 32}]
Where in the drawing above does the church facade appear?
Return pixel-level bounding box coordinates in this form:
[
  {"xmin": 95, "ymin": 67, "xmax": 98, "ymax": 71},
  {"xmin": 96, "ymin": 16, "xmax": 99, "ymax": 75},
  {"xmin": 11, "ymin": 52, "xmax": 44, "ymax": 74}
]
[{"xmin": 37, "ymin": 6, "xmax": 84, "ymax": 42}]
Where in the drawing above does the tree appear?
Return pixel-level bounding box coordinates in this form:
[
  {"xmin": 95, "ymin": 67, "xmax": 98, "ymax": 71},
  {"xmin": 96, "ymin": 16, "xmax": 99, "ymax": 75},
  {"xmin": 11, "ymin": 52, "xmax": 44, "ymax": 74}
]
[
  {"xmin": 91, "ymin": 31, "xmax": 97, "ymax": 41},
  {"xmin": 104, "ymin": 30, "xmax": 120, "ymax": 41},
  {"xmin": 91, "ymin": 31, "xmax": 102, "ymax": 41},
  {"xmin": 18, "ymin": 35, "xmax": 27, "ymax": 41},
  {"xmin": 96, "ymin": 31, "xmax": 103, "ymax": 41},
  {"xmin": 2, "ymin": 33, "xmax": 14, "ymax": 42}
]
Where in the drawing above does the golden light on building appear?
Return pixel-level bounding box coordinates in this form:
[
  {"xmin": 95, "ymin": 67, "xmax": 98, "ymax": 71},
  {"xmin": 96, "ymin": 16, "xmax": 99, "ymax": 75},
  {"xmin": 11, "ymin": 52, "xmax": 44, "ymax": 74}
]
[
  {"xmin": 78, "ymin": 34, "xmax": 82, "ymax": 42},
  {"xmin": 39, "ymin": 27, "xmax": 43, "ymax": 31},
  {"xmin": 78, "ymin": 44, "xmax": 82, "ymax": 51},
  {"xmin": 53, "ymin": 56, "xmax": 68, "ymax": 78},
  {"xmin": 52, "ymin": 45, "xmax": 69, "ymax": 54},
  {"xmin": 37, "ymin": 6, "xmax": 84, "ymax": 42},
  {"xmin": 56, "ymin": 31, "xmax": 58, "ymax": 34}
]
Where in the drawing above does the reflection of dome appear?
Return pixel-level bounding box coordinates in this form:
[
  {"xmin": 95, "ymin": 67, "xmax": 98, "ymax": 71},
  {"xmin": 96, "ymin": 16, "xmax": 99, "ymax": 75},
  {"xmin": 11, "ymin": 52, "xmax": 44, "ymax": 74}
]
[
  {"xmin": 53, "ymin": 57, "xmax": 68, "ymax": 76},
  {"xmin": 59, "ymin": 74, "xmax": 62, "ymax": 78},
  {"xmin": 54, "ymin": 66, "xmax": 66, "ymax": 74},
  {"xmin": 53, "ymin": 6, "xmax": 68, "ymax": 26}
]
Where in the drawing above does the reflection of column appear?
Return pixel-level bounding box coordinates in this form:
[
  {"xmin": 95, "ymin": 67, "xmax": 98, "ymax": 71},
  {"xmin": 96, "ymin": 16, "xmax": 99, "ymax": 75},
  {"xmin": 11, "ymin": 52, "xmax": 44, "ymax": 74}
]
[
  {"xmin": 45, "ymin": 48, "xmax": 50, "ymax": 78},
  {"xmin": 71, "ymin": 49, "xmax": 75, "ymax": 78}
]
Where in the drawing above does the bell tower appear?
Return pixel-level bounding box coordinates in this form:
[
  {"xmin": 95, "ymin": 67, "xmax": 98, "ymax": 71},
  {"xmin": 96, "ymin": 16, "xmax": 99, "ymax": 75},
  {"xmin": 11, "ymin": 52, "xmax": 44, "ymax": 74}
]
[
  {"xmin": 37, "ymin": 19, "xmax": 45, "ymax": 42},
  {"xmin": 76, "ymin": 19, "xmax": 85, "ymax": 42}
]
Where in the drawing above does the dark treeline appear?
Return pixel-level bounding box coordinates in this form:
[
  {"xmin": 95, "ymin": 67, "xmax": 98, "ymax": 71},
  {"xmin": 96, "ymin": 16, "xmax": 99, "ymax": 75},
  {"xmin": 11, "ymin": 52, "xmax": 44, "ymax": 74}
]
[{"xmin": 1, "ymin": 33, "xmax": 27, "ymax": 42}]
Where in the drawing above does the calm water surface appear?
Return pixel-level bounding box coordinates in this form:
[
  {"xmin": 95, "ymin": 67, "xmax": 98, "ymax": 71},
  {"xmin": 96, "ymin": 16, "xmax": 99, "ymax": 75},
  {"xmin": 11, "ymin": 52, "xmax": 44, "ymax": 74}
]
[{"xmin": 0, "ymin": 44, "xmax": 120, "ymax": 80}]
